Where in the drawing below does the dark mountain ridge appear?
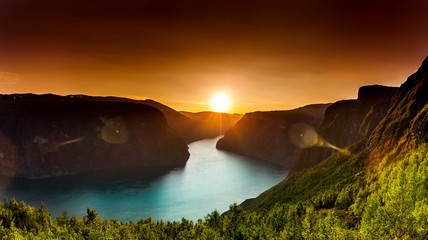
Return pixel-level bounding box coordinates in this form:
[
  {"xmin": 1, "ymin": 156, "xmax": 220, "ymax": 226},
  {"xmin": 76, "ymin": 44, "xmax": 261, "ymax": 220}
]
[
  {"xmin": 292, "ymin": 85, "xmax": 399, "ymax": 172},
  {"xmin": 216, "ymin": 104, "xmax": 331, "ymax": 168},
  {"xmin": 65, "ymin": 95, "xmax": 200, "ymax": 143},
  {"xmin": 66, "ymin": 95, "xmax": 237, "ymax": 143},
  {"xmin": 368, "ymin": 57, "xmax": 428, "ymax": 159},
  {"xmin": 0, "ymin": 94, "xmax": 190, "ymax": 178},
  {"xmin": 242, "ymin": 56, "xmax": 428, "ymax": 215}
]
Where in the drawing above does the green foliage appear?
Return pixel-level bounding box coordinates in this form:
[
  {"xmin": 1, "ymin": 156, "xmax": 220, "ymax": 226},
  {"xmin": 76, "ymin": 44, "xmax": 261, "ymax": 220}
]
[
  {"xmin": 0, "ymin": 198, "xmax": 51, "ymax": 233},
  {"xmin": 360, "ymin": 144, "xmax": 428, "ymax": 239},
  {"xmin": 244, "ymin": 141, "xmax": 368, "ymax": 211}
]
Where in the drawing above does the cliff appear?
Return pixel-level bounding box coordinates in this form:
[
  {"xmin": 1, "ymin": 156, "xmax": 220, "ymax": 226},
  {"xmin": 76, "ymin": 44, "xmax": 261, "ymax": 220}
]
[
  {"xmin": 66, "ymin": 96, "xmax": 237, "ymax": 143},
  {"xmin": 368, "ymin": 56, "xmax": 428, "ymax": 159},
  {"xmin": 292, "ymin": 85, "xmax": 399, "ymax": 172},
  {"xmin": 0, "ymin": 94, "xmax": 190, "ymax": 178},
  {"xmin": 241, "ymin": 56, "xmax": 428, "ymax": 212},
  {"xmin": 216, "ymin": 104, "xmax": 330, "ymax": 168},
  {"xmin": 64, "ymin": 95, "xmax": 203, "ymax": 143}
]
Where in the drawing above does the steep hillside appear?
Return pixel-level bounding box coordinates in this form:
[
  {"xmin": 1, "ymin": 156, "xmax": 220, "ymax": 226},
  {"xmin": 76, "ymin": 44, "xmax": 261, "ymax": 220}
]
[
  {"xmin": 66, "ymin": 96, "xmax": 237, "ymax": 143},
  {"xmin": 216, "ymin": 104, "xmax": 330, "ymax": 168},
  {"xmin": 139, "ymin": 100, "xmax": 198, "ymax": 143},
  {"xmin": 368, "ymin": 56, "xmax": 428, "ymax": 160},
  {"xmin": 181, "ymin": 111, "xmax": 242, "ymax": 140},
  {"xmin": 65, "ymin": 95, "xmax": 201, "ymax": 143},
  {"xmin": 292, "ymin": 85, "xmax": 398, "ymax": 172},
  {"xmin": 0, "ymin": 94, "xmax": 190, "ymax": 178},
  {"xmin": 242, "ymin": 56, "xmax": 428, "ymax": 218}
]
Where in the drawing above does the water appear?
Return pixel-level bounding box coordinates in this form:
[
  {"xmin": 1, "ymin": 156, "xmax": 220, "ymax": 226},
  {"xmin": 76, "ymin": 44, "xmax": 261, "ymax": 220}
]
[{"xmin": 0, "ymin": 136, "xmax": 288, "ymax": 222}]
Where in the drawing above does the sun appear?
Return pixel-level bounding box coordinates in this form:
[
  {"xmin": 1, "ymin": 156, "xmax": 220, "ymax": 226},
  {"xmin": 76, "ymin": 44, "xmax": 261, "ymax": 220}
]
[{"xmin": 210, "ymin": 92, "xmax": 231, "ymax": 112}]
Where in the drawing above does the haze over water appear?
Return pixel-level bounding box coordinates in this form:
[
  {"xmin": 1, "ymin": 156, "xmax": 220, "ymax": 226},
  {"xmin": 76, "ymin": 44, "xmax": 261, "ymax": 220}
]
[{"xmin": 0, "ymin": 137, "xmax": 288, "ymax": 222}]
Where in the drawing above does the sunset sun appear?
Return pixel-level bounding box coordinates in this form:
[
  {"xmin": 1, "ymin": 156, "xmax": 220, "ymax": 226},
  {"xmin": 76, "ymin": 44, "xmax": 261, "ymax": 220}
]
[{"xmin": 210, "ymin": 93, "xmax": 231, "ymax": 112}]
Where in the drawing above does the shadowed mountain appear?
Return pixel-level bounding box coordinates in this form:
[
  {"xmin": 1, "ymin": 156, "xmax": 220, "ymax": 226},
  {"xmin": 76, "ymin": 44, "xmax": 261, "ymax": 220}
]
[
  {"xmin": 64, "ymin": 96, "xmax": 198, "ymax": 143},
  {"xmin": 292, "ymin": 85, "xmax": 399, "ymax": 172},
  {"xmin": 180, "ymin": 111, "xmax": 242, "ymax": 140},
  {"xmin": 216, "ymin": 104, "xmax": 331, "ymax": 168},
  {"xmin": 368, "ymin": 56, "xmax": 428, "ymax": 160},
  {"xmin": 65, "ymin": 96, "xmax": 235, "ymax": 143},
  {"xmin": 242, "ymin": 56, "xmax": 428, "ymax": 212},
  {"xmin": 0, "ymin": 94, "xmax": 190, "ymax": 178},
  {"xmin": 69, "ymin": 95, "xmax": 242, "ymax": 143},
  {"xmin": 136, "ymin": 100, "xmax": 199, "ymax": 143}
]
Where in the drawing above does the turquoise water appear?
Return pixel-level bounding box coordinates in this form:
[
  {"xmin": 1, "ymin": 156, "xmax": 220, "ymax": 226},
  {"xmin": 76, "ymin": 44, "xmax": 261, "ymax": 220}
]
[{"xmin": 0, "ymin": 137, "xmax": 288, "ymax": 222}]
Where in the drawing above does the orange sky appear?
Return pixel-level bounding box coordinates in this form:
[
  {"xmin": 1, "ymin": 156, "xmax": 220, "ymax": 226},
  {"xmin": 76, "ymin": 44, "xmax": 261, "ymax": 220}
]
[{"xmin": 0, "ymin": 0, "xmax": 427, "ymax": 113}]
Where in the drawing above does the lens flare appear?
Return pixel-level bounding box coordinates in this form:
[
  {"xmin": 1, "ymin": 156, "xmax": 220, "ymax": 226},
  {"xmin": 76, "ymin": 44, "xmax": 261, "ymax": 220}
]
[
  {"xmin": 39, "ymin": 137, "xmax": 86, "ymax": 153},
  {"xmin": 287, "ymin": 122, "xmax": 342, "ymax": 151},
  {"xmin": 101, "ymin": 116, "xmax": 128, "ymax": 144}
]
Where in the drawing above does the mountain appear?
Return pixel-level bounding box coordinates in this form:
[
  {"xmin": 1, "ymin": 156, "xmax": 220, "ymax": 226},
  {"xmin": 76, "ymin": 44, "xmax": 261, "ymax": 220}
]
[
  {"xmin": 216, "ymin": 104, "xmax": 331, "ymax": 168},
  {"xmin": 65, "ymin": 95, "xmax": 199, "ymax": 143},
  {"xmin": 0, "ymin": 94, "xmax": 190, "ymax": 178},
  {"xmin": 180, "ymin": 111, "xmax": 242, "ymax": 140},
  {"xmin": 292, "ymin": 85, "xmax": 399, "ymax": 172},
  {"xmin": 241, "ymin": 55, "xmax": 428, "ymax": 222},
  {"xmin": 66, "ymin": 96, "xmax": 237, "ymax": 143},
  {"xmin": 368, "ymin": 57, "xmax": 428, "ymax": 159},
  {"xmin": 136, "ymin": 100, "xmax": 203, "ymax": 143}
]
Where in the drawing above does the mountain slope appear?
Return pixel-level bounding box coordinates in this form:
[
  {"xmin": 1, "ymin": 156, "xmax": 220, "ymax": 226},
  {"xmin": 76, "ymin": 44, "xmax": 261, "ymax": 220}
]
[
  {"xmin": 242, "ymin": 56, "xmax": 428, "ymax": 215},
  {"xmin": 65, "ymin": 95, "xmax": 199, "ymax": 143},
  {"xmin": 67, "ymin": 96, "xmax": 238, "ymax": 143},
  {"xmin": 368, "ymin": 57, "xmax": 428, "ymax": 160},
  {"xmin": 292, "ymin": 85, "xmax": 398, "ymax": 172},
  {"xmin": 0, "ymin": 94, "xmax": 190, "ymax": 178},
  {"xmin": 216, "ymin": 104, "xmax": 331, "ymax": 168}
]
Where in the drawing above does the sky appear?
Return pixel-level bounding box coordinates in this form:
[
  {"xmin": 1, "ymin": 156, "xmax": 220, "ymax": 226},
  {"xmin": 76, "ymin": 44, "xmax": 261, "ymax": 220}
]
[{"xmin": 0, "ymin": 0, "xmax": 427, "ymax": 113}]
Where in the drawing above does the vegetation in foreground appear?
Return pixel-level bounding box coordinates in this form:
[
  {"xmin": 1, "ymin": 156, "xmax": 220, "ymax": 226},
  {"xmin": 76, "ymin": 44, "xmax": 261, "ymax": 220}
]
[{"xmin": 0, "ymin": 144, "xmax": 426, "ymax": 239}]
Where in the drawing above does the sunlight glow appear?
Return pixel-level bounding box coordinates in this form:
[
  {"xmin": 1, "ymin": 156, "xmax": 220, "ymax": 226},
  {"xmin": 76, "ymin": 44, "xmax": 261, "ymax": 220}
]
[
  {"xmin": 210, "ymin": 93, "xmax": 231, "ymax": 112},
  {"xmin": 288, "ymin": 122, "xmax": 343, "ymax": 152}
]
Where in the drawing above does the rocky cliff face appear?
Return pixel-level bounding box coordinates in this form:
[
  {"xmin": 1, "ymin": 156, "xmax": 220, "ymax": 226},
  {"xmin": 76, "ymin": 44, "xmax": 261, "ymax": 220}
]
[
  {"xmin": 0, "ymin": 94, "xmax": 190, "ymax": 178},
  {"xmin": 292, "ymin": 85, "xmax": 398, "ymax": 172},
  {"xmin": 216, "ymin": 104, "xmax": 330, "ymax": 168},
  {"xmin": 368, "ymin": 56, "xmax": 428, "ymax": 159},
  {"xmin": 241, "ymin": 56, "xmax": 428, "ymax": 212}
]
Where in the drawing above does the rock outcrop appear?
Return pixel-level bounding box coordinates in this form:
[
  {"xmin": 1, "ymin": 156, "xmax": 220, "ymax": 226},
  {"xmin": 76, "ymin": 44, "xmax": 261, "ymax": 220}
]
[
  {"xmin": 292, "ymin": 85, "xmax": 398, "ymax": 172},
  {"xmin": 368, "ymin": 56, "xmax": 428, "ymax": 159},
  {"xmin": 216, "ymin": 104, "xmax": 330, "ymax": 168},
  {"xmin": 0, "ymin": 94, "xmax": 190, "ymax": 178}
]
